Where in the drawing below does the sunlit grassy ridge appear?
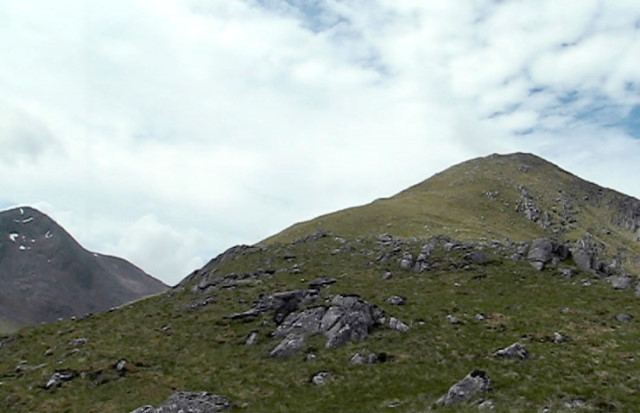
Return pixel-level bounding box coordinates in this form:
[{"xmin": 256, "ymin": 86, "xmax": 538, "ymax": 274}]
[{"xmin": 1, "ymin": 153, "xmax": 640, "ymax": 412}]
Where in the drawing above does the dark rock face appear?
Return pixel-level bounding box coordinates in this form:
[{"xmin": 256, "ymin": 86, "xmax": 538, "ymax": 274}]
[
  {"xmin": 610, "ymin": 275, "xmax": 632, "ymax": 290},
  {"xmin": 616, "ymin": 313, "xmax": 633, "ymax": 323},
  {"xmin": 130, "ymin": 391, "xmax": 230, "ymax": 413},
  {"xmin": 527, "ymin": 238, "xmax": 554, "ymax": 270},
  {"xmin": 227, "ymin": 289, "xmax": 321, "ymax": 323},
  {"xmin": 437, "ymin": 370, "xmax": 490, "ymax": 407},
  {"xmin": 493, "ymin": 342, "xmax": 529, "ymax": 360},
  {"xmin": 0, "ymin": 206, "xmax": 167, "ymax": 328}
]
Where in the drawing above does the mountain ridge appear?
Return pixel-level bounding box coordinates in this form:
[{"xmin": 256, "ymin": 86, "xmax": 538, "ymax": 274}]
[{"xmin": 0, "ymin": 206, "xmax": 167, "ymax": 330}]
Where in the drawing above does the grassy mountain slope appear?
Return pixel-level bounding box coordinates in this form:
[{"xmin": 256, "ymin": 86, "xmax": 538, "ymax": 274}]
[
  {"xmin": 264, "ymin": 153, "xmax": 640, "ymax": 273},
  {"xmin": 1, "ymin": 153, "xmax": 639, "ymax": 412}
]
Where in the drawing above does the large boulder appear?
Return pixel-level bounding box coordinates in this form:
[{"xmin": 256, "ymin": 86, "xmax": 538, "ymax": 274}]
[
  {"xmin": 130, "ymin": 391, "xmax": 230, "ymax": 413},
  {"xmin": 436, "ymin": 370, "xmax": 490, "ymax": 407},
  {"xmin": 527, "ymin": 238, "xmax": 553, "ymax": 270},
  {"xmin": 322, "ymin": 295, "xmax": 386, "ymax": 349}
]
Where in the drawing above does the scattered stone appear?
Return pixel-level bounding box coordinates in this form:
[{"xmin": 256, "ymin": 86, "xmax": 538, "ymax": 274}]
[
  {"xmin": 284, "ymin": 252, "xmax": 296, "ymax": 260},
  {"xmin": 68, "ymin": 338, "xmax": 87, "ymax": 347},
  {"xmin": 559, "ymin": 268, "xmax": 577, "ymax": 278},
  {"xmin": 610, "ymin": 275, "xmax": 632, "ymax": 290},
  {"xmin": 388, "ymin": 317, "xmax": 410, "ymax": 332},
  {"xmin": 385, "ymin": 295, "xmax": 406, "ymax": 305},
  {"xmin": 478, "ymin": 399, "xmax": 496, "ymax": 410},
  {"xmin": 115, "ymin": 359, "xmax": 127, "ymax": 375},
  {"xmin": 446, "ymin": 315, "xmax": 462, "ymax": 325},
  {"xmin": 293, "ymin": 230, "xmax": 328, "ymax": 245},
  {"xmin": 436, "ymin": 370, "xmax": 490, "ymax": 407},
  {"xmin": 130, "ymin": 391, "xmax": 231, "ymax": 413},
  {"xmin": 186, "ymin": 297, "xmax": 214, "ymax": 310},
  {"xmin": 465, "ymin": 251, "xmax": 492, "ymax": 265},
  {"xmin": 493, "ymin": 342, "xmax": 529, "ymax": 360},
  {"xmin": 245, "ymin": 331, "xmax": 258, "ymax": 346},
  {"xmin": 381, "ymin": 271, "xmax": 393, "ymax": 280},
  {"xmin": 350, "ymin": 351, "xmax": 388, "ymax": 365},
  {"xmin": 308, "ymin": 277, "xmax": 337, "ymax": 289},
  {"xmin": 616, "ymin": 313, "xmax": 633, "ymax": 323},
  {"xmin": 270, "ymin": 333, "xmax": 306, "ymax": 359},
  {"xmin": 45, "ymin": 370, "xmax": 77, "ymax": 389},
  {"xmin": 310, "ymin": 371, "xmax": 333, "ymax": 386},
  {"xmin": 44, "ymin": 348, "xmax": 54, "ymax": 357},
  {"xmin": 553, "ymin": 332, "xmax": 568, "ymax": 344},
  {"xmin": 564, "ymin": 399, "xmax": 589, "ymax": 409},
  {"xmin": 474, "ymin": 313, "xmax": 486, "ymax": 321},
  {"xmin": 305, "ymin": 353, "xmax": 317, "ymax": 362}
]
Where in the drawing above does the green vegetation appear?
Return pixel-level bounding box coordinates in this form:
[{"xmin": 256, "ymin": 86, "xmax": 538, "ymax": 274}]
[
  {"xmin": 2, "ymin": 153, "xmax": 640, "ymax": 412},
  {"xmin": 1, "ymin": 235, "xmax": 639, "ymax": 412}
]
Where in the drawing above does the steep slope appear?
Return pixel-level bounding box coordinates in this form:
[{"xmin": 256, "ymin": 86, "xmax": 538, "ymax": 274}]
[
  {"xmin": 0, "ymin": 207, "xmax": 167, "ymax": 330},
  {"xmin": 264, "ymin": 153, "xmax": 640, "ymax": 275},
  {"xmin": 1, "ymin": 154, "xmax": 640, "ymax": 412}
]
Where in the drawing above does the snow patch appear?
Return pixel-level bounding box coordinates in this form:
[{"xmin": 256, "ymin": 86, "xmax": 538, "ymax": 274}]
[
  {"xmin": 19, "ymin": 208, "xmax": 23, "ymax": 215},
  {"xmin": 9, "ymin": 233, "xmax": 18, "ymax": 242},
  {"xmin": 21, "ymin": 217, "xmax": 34, "ymax": 224},
  {"xmin": 93, "ymin": 253, "xmax": 99, "ymax": 257},
  {"xmin": 45, "ymin": 231, "xmax": 53, "ymax": 239},
  {"xmin": 18, "ymin": 245, "xmax": 26, "ymax": 251}
]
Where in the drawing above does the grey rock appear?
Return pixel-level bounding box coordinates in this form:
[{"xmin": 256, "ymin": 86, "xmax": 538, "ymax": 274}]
[
  {"xmin": 350, "ymin": 351, "xmax": 387, "ymax": 365},
  {"xmin": 385, "ymin": 295, "xmax": 406, "ymax": 305},
  {"xmin": 527, "ymin": 238, "xmax": 553, "ymax": 270},
  {"xmin": 446, "ymin": 315, "xmax": 462, "ymax": 325},
  {"xmin": 553, "ymin": 332, "xmax": 568, "ymax": 344},
  {"xmin": 436, "ymin": 370, "xmax": 490, "ymax": 407},
  {"xmin": 270, "ymin": 333, "xmax": 306, "ymax": 359},
  {"xmin": 493, "ymin": 342, "xmax": 529, "ymax": 360},
  {"xmin": 273, "ymin": 307, "xmax": 327, "ymax": 338},
  {"xmin": 245, "ymin": 331, "xmax": 258, "ymax": 346},
  {"xmin": 226, "ymin": 289, "xmax": 321, "ymax": 323},
  {"xmin": 311, "ymin": 371, "xmax": 332, "ymax": 386},
  {"xmin": 616, "ymin": 313, "xmax": 633, "ymax": 323},
  {"xmin": 610, "ymin": 275, "xmax": 632, "ymax": 290},
  {"xmin": 399, "ymin": 253, "xmax": 414, "ymax": 270},
  {"xmin": 559, "ymin": 268, "xmax": 577, "ymax": 278},
  {"xmin": 478, "ymin": 399, "xmax": 496, "ymax": 410},
  {"xmin": 388, "ymin": 317, "xmax": 410, "ymax": 332},
  {"xmin": 130, "ymin": 391, "xmax": 230, "ymax": 413},
  {"xmin": 321, "ymin": 295, "xmax": 386, "ymax": 349},
  {"xmin": 309, "ymin": 277, "xmax": 337, "ymax": 289},
  {"xmin": 68, "ymin": 338, "xmax": 87, "ymax": 347},
  {"xmin": 381, "ymin": 271, "xmax": 393, "ymax": 280},
  {"xmin": 474, "ymin": 313, "xmax": 485, "ymax": 321},
  {"xmin": 115, "ymin": 359, "xmax": 127, "ymax": 375},
  {"xmin": 45, "ymin": 370, "xmax": 77, "ymax": 389}
]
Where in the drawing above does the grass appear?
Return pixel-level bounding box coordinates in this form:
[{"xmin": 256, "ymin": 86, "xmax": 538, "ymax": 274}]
[{"xmin": 1, "ymin": 234, "xmax": 639, "ymax": 412}]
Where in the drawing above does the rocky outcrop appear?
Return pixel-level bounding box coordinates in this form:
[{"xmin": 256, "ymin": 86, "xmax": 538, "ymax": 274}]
[
  {"xmin": 227, "ymin": 289, "xmax": 321, "ymax": 323},
  {"xmin": 270, "ymin": 333, "xmax": 306, "ymax": 359},
  {"xmin": 436, "ymin": 370, "xmax": 490, "ymax": 407},
  {"xmin": 527, "ymin": 238, "xmax": 569, "ymax": 270},
  {"xmin": 130, "ymin": 391, "xmax": 230, "ymax": 413}
]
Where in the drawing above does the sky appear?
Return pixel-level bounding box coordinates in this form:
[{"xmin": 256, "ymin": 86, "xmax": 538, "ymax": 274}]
[{"xmin": 1, "ymin": 0, "xmax": 639, "ymax": 285}]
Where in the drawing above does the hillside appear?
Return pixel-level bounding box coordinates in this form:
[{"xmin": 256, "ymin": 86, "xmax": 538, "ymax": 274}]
[
  {"xmin": 1, "ymin": 153, "xmax": 639, "ymax": 412},
  {"xmin": 0, "ymin": 207, "xmax": 167, "ymax": 331}
]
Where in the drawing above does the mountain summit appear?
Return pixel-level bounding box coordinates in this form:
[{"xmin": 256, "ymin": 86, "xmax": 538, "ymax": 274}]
[
  {"xmin": 0, "ymin": 206, "xmax": 167, "ymax": 330},
  {"xmin": 1, "ymin": 153, "xmax": 640, "ymax": 412},
  {"xmin": 265, "ymin": 152, "xmax": 640, "ymax": 276}
]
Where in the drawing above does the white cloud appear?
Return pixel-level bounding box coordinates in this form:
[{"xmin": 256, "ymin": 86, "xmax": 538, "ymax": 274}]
[{"xmin": 1, "ymin": 0, "xmax": 640, "ymax": 284}]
